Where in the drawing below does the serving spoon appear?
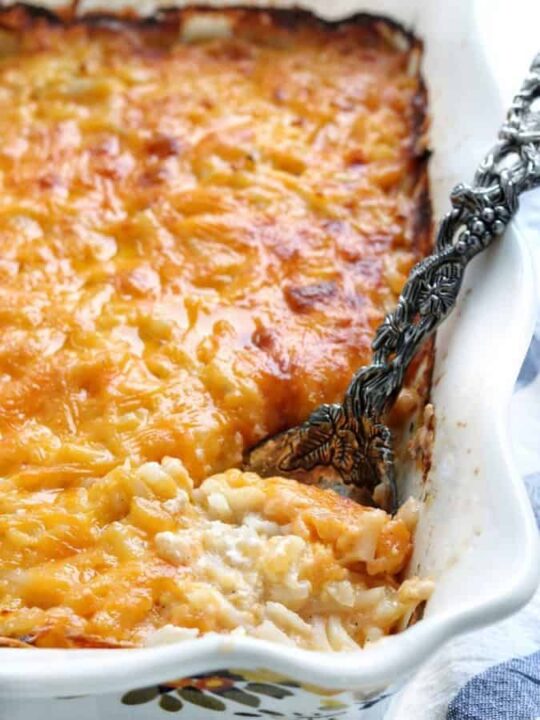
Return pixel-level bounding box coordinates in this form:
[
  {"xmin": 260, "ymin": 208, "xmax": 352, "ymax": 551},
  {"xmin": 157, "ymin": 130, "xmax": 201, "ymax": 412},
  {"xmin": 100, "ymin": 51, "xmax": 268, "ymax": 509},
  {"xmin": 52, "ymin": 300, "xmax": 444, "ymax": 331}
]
[{"xmin": 244, "ymin": 53, "xmax": 540, "ymax": 513}]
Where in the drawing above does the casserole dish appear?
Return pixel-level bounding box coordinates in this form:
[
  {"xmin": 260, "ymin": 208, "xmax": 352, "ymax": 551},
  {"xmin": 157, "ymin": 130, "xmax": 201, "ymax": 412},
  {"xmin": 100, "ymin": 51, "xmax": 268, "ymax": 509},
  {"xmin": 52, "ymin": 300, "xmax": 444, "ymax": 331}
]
[{"xmin": 0, "ymin": 1, "xmax": 538, "ymax": 719}]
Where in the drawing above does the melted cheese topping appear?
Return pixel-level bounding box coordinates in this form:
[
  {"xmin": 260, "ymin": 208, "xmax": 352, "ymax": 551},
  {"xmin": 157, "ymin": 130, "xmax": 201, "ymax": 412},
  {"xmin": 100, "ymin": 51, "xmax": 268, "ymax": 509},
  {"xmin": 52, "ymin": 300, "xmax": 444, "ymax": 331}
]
[{"xmin": 0, "ymin": 8, "xmax": 432, "ymax": 649}]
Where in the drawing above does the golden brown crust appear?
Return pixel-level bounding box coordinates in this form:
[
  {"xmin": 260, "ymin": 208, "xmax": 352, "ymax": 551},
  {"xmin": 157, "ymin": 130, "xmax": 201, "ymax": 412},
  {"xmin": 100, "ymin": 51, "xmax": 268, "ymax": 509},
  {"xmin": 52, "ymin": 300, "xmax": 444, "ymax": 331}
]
[{"xmin": 0, "ymin": 3, "xmax": 431, "ymax": 477}]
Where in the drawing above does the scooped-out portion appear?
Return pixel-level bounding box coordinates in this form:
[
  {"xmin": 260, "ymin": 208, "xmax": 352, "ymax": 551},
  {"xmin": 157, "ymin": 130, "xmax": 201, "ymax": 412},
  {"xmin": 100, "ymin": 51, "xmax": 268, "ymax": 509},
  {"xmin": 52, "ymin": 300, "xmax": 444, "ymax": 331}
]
[{"xmin": 0, "ymin": 461, "xmax": 433, "ymax": 649}]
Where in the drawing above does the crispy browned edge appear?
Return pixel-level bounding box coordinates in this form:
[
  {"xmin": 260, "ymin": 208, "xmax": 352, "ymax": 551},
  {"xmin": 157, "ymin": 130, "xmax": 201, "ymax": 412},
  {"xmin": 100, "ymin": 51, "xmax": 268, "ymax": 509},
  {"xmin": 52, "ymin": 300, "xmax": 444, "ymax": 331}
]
[{"xmin": 0, "ymin": 2, "xmax": 434, "ymax": 648}]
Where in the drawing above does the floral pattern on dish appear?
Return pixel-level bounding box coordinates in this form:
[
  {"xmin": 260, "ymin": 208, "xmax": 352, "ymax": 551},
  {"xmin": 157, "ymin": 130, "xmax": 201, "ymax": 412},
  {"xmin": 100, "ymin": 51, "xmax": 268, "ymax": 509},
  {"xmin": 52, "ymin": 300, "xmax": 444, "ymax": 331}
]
[{"xmin": 120, "ymin": 669, "xmax": 394, "ymax": 718}]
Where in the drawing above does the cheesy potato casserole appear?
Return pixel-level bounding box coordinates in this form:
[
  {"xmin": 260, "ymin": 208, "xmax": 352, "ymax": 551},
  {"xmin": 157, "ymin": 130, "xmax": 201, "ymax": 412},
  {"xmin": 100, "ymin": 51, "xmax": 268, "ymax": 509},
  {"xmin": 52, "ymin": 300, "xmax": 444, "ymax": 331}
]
[{"xmin": 0, "ymin": 6, "xmax": 433, "ymax": 650}]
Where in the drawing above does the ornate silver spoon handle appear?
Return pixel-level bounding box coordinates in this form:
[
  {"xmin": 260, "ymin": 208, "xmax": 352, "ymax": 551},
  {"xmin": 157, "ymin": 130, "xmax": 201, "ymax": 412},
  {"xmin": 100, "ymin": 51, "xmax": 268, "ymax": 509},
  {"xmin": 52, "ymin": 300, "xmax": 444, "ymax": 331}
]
[
  {"xmin": 350, "ymin": 55, "xmax": 540, "ymax": 420},
  {"xmin": 246, "ymin": 53, "xmax": 540, "ymax": 510}
]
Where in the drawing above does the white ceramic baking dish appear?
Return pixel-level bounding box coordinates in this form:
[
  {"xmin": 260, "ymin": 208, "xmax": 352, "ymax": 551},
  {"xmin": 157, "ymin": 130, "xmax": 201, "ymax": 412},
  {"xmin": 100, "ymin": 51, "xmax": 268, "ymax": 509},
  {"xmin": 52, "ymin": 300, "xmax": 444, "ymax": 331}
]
[{"xmin": 1, "ymin": 1, "xmax": 539, "ymax": 718}]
